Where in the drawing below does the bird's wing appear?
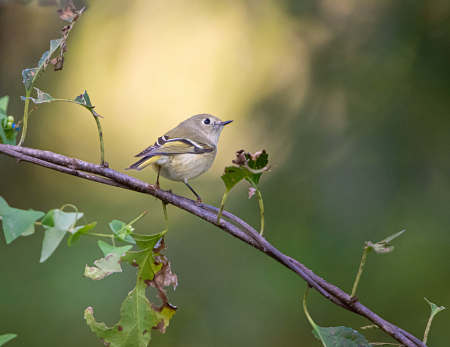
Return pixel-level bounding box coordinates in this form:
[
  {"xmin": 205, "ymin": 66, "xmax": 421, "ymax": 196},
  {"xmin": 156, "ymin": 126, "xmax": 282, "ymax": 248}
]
[
  {"xmin": 135, "ymin": 136, "xmax": 215, "ymax": 157},
  {"xmin": 125, "ymin": 155, "xmax": 163, "ymax": 171}
]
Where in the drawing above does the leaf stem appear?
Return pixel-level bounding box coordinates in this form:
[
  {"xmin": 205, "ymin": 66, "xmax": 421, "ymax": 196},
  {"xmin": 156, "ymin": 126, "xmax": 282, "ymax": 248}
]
[
  {"xmin": 93, "ymin": 116, "xmax": 105, "ymax": 166},
  {"xmin": 128, "ymin": 211, "xmax": 147, "ymax": 226},
  {"xmin": 423, "ymin": 307, "xmax": 436, "ymax": 344},
  {"xmin": 85, "ymin": 232, "xmax": 114, "ymax": 238},
  {"xmin": 256, "ymin": 189, "xmax": 265, "ymax": 235},
  {"xmin": 351, "ymin": 247, "xmax": 370, "ymax": 298},
  {"xmin": 18, "ymin": 89, "xmax": 31, "ymax": 146},
  {"xmin": 216, "ymin": 189, "xmax": 229, "ymax": 224},
  {"xmin": 303, "ymin": 287, "xmax": 314, "ymax": 327},
  {"xmin": 60, "ymin": 203, "xmax": 79, "ymax": 230},
  {"xmin": 160, "ymin": 202, "xmax": 169, "ymax": 235}
]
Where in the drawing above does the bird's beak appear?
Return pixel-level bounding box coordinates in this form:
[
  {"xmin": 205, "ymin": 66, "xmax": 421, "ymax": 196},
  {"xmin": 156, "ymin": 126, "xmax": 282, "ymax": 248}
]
[{"xmin": 220, "ymin": 120, "xmax": 233, "ymax": 126}]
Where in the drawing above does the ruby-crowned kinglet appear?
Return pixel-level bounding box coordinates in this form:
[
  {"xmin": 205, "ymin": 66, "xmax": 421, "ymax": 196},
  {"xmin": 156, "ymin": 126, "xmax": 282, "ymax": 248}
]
[{"xmin": 126, "ymin": 114, "xmax": 232, "ymax": 203}]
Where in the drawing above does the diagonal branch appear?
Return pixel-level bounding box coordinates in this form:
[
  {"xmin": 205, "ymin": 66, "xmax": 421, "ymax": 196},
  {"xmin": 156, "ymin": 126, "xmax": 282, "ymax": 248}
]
[{"xmin": 0, "ymin": 144, "xmax": 426, "ymax": 347}]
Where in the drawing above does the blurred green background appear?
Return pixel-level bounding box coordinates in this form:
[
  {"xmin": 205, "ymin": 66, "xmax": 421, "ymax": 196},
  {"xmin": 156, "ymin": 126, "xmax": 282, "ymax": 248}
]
[{"xmin": 1, "ymin": 0, "xmax": 449, "ymax": 346}]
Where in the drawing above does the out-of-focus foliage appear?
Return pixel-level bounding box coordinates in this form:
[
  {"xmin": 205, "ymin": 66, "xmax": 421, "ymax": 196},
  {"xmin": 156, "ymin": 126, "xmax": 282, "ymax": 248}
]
[
  {"xmin": 0, "ymin": 334, "xmax": 16, "ymax": 347},
  {"xmin": 0, "ymin": 196, "xmax": 44, "ymax": 243},
  {"xmin": 1, "ymin": 0, "xmax": 449, "ymax": 346},
  {"xmin": 0, "ymin": 96, "xmax": 18, "ymax": 144}
]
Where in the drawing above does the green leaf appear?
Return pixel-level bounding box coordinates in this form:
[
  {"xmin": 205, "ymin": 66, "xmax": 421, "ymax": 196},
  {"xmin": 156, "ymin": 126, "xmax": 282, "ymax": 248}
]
[
  {"xmin": 221, "ymin": 167, "xmax": 251, "ymax": 191},
  {"xmin": 311, "ymin": 326, "xmax": 371, "ymax": 347},
  {"xmin": 40, "ymin": 209, "xmax": 83, "ymax": 262},
  {"xmin": 425, "ymin": 298, "xmax": 446, "ymax": 317},
  {"xmin": 109, "ymin": 220, "xmax": 135, "ymax": 244},
  {"xmin": 0, "ymin": 197, "xmax": 9, "ymax": 212},
  {"xmin": 122, "ymin": 241, "xmax": 164, "ymax": 283},
  {"xmin": 84, "ymin": 283, "xmax": 155, "ymax": 347},
  {"xmin": 124, "ymin": 235, "xmax": 177, "ymax": 333},
  {"xmin": 0, "ymin": 196, "xmax": 45, "ymax": 244},
  {"xmin": 84, "ymin": 253, "xmax": 122, "ymax": 280},
  {"xmin": 86, "ymin": 235, "xmax": 177, "ymax": 345},
  {"xmin": 154, "ymin": 305, "xmax": 177, "ymax": 334},
  {"xmin": 0, "ymin": 110, "xmax": 17, "ymax": 144},
  {"xmin": 98, "ymin": 240, "xmax": 133, "ymax": 257},
  {"xmin": 0, "ymin": 106, "xmax": 6, "ymax": 144},
  {"xmin": 21, "ymin": 224, "xmax": 35, "ymax": 237},
  {"xmin": 366, "ymin": 230, "xmax": 404, "ymax": 254},
  {"xmin": 1, "ymin": 128, "xmax": 17, "ymax": 145},
  {"xmin": 75, "ymin": 91, "xmax": 93, "ymax": 107},
  {"xmin": 74, "ymin": 91, "xmax": 101, "ymax": 117},
  {"xmin": 0, "ymin": 95, "xmax": 9, "ymax": 114},
  {"xmin": 22, "ymin": 68, "xmax": 38, "ymax": 92},
  {"xmin": 379, "ymin": 230, "xmax": 405, "ymax": 244},
  {"xmin": 22, "ymin": 39, "xmax": 62, "ymax": 91},
  {"xmin": 244, "ymin": 150, "xmax": 269, "ymax": 188},
  {"xmin": 303, "ymin": 288, "xmax": 370, "ymax": 347},
  {"xmin": 67, "ymin": 222, "xmax": 97, "ymax": 246},
  {"xmin": 0, "ymin": 97, "xmax": 17, "ymax": 145},
  {"xmin": 0, "ymin": 126, "xmax": 6, "ymax": 145},
  {"xmin": 423, "ymin": 297, "xmax": 445, "ymax": 344},
  {"xmin": 0, "ymin": 334, "xmax": 17, "ymax": 346},
  {"xmin": 27, "ymin": 88, "xmax": 55, "ymax": 103},
  {"xmin": 23, "ymin": 88, "xmax": 101, "ymax": 116},
  {"xmin": 129, "ymin": 233, "xmax": 164, "ymax": 250}
]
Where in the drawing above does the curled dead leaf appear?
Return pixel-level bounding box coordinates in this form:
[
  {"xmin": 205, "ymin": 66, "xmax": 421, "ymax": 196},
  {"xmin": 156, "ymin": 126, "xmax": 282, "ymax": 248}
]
[
  {"xmin": 57, "ymin": 1, "xmax": 83, "ymax": 22},
  {"xmin": 232, "ymin": 150, "xmax": 247, "ymax": 166},
  {"xmin": 50, "ymin": 56, "xmax": 65, "ymax": 71},
  {"xmin": 146, "ymin": 239, "xmax": 178, "ymax": 334}
]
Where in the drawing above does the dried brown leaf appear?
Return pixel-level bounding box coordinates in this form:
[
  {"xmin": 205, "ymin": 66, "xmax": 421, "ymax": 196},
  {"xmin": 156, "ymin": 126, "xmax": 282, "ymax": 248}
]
[
  {"xmin": 61, "ymin": 39, "xmax": 67, "ymax": 53},
  {"xmin": 57, "ymin": 0, "xmax": 81, "ymax": 22},
  {"xmin": 51, "ymin": 56, "xmax": 65, "ymax": 71},
  {"xmin": 232, "ymin": 149, "xmax": 247, "ymax": 166},
  {"xmin": 141, "ymin": 238, "xmax": 178, "ymax": 334}
]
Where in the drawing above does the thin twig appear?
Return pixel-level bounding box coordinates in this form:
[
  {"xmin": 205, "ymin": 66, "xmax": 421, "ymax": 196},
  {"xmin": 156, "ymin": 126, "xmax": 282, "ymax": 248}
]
[
  {"xmin": 0, "ymin": 144, "xmax": 426, "ymax": 347},
  {"xmin": 255, "ymin": 189, "xmax": 264, "ymax": 235},
  {"xmin": 216, "ymin": 189, "xmax": 229, "ymax": 224},
  {"xmin": 92, "ymin": 115, "xmax": 104, "ymax": 166},
  {"xmin": 352, "ymin": 247, "xmax": 370, "ymax": 298}
]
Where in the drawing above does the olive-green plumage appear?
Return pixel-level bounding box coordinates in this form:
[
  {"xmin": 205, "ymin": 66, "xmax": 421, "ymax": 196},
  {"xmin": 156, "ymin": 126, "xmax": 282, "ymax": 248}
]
[{"xmin": 126, "ymin": 114, "xmax": 232, "ymax": 202}]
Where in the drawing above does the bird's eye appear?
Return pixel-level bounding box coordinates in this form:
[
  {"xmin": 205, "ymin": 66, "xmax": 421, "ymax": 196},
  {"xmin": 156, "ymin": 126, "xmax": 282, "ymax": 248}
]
[{"xmin": 203, "ymin": 118, "xmax": 211, "ymax": 125}]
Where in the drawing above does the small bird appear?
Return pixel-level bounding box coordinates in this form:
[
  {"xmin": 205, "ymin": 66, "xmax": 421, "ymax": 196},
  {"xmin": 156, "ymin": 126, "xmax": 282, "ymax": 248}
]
[{"xmin": 126, "ymin": 114, "xmax": 232, "ymax": 203}]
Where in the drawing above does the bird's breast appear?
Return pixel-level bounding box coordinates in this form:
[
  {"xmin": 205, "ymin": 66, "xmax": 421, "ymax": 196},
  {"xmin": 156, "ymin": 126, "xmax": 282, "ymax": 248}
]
[{"xmin": 154, "ymin": 151, "xmax": 217, "ymax": 182}]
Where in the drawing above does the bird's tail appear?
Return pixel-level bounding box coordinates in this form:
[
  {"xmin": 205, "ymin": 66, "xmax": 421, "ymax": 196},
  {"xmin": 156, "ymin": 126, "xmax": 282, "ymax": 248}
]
[{"xmin": 125, "ymin": 155, "xmax": 161, "ymax": 171}]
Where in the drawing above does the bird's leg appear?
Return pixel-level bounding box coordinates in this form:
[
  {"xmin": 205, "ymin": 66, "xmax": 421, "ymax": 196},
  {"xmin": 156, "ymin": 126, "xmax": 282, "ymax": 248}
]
[
  {"xmin": 183, "ymin": 179, "xmax": 202, "ymax": 204},
  {"xmin": 155, "ymin": 166, "xmax": 161, "ymax": 190}
]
